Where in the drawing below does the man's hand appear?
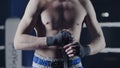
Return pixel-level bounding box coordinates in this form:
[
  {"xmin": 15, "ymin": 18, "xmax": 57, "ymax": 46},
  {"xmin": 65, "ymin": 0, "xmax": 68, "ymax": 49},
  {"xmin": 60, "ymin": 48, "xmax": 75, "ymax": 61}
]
[
  {"xmin": 47, "ymin": 31, "xmax": 73, "ymax": 46},
  {"xmin": 63, "ymin": 42, "xmax": 79, "ymax": 57},
  {"xmin": 63, "ymin": 42, "xmax": 90, "ymax": 57}
]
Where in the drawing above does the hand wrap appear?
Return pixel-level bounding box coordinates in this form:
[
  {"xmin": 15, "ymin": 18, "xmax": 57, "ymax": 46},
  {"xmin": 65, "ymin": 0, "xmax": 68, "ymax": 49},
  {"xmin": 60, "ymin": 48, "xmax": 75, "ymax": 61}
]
[
  {"xmin": 74, "ymin": 42, "xmax": 90, "ymax": 57},
  {"xmin": 47, "ymin": 31, "xmax": 72, "ymax": 46}
]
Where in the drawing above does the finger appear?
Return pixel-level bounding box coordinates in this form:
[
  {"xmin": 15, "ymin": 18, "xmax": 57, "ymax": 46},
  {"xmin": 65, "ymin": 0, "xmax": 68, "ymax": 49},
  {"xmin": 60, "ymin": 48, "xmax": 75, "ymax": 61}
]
[
  {"xmin": 63, "ymin": 42, "xmax": 76, "ymax": 49},
  {"xmin": 65, "ymin": 46, "xmax": 72, "ymax": 53},
  {"xmin": 67, "ymin": 49, "xmax": 76, "ymax": 55},
  {"xmin": 62, "ymin": 29, "xmax": 71, "ymax": 32},
  {"xmin": 63, "ymin": 43, "xmax": 73, "ymax": 49},
  {"xmin": 68, "ymin": 54, "xmax": 74, "ymax": 57},
  {"xmin": 65, "ymin": 45, "xmax": 77, "ymax": 53}
]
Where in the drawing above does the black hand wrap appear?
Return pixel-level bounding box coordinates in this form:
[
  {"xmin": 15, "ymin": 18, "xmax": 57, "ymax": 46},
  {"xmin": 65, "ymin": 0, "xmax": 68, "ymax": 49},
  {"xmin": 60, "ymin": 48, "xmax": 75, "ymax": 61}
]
[
  {"xmin": 47, "ymin": 31, "xmax": 72, "ymax": 46},
  {"xmin": 75, "ymin": 42, "xmax": 90, "ymax": 57}
]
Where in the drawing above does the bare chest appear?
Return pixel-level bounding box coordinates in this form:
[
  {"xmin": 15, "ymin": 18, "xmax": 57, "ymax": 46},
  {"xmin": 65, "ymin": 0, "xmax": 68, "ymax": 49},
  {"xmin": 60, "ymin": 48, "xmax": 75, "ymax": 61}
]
[{"xmin": 40, "ymin": 0, "xmax": 86, "ymax": 30}]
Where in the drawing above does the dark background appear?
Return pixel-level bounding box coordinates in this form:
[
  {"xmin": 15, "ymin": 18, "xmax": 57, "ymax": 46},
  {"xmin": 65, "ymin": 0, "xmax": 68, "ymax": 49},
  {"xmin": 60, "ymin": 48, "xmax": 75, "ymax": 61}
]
[{"xmin": 0, "ymin": 0, "xmax": 120, "ymax": 68}]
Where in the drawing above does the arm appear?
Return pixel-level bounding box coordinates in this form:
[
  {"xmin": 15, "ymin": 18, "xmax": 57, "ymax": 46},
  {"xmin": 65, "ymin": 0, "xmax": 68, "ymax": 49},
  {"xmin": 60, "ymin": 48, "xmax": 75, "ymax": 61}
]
[
  {"xmin": 14, "ymin": 0, "xmax": 47, "ymax": 50},
  {"xmin": 80, "ymin": 0, "xmax": 106, "ymax": 55},
  {"xmin": 14, "ymin": 0, "xmax": 72, "ymax": 50}
]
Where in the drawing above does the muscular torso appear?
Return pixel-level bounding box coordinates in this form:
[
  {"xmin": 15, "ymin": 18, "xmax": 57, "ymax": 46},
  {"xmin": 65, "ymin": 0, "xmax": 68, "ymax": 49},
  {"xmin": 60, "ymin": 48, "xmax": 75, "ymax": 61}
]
[{"xmin": 35, "ymin": 0, "xmax": 87, "ymax": 58}]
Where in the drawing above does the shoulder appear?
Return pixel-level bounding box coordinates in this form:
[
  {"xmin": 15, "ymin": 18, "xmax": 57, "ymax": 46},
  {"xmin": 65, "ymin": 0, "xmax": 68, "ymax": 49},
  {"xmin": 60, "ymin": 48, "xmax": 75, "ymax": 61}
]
[
  {"xmin": 79, "ymin": 0, "xmax": 91, "ymax": 4},
  {"xmin": 29, "ymin": 0, "xmax": 47, "ymax": 7},
  {"xmin": 79, "ymin": 0, "xmax": 91, "ymax": 1}
]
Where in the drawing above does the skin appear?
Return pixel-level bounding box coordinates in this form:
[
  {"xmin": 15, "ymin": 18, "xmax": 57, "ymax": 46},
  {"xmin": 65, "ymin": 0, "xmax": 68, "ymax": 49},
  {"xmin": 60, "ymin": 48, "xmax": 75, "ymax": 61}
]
[{"xmin": 14, "ymin": 0, "xmax": 106, "ymax": 58}]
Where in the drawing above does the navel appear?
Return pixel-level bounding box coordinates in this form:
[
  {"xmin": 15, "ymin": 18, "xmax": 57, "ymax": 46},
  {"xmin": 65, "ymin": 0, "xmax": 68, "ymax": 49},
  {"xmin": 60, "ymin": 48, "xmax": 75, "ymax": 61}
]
[
  {"xmin": 76, "ymin": 23, "xmax": 80, "ymax": 25},
  {"xmin": 46, "ymin": 22, "xmax": 50, "ymax": 24}
]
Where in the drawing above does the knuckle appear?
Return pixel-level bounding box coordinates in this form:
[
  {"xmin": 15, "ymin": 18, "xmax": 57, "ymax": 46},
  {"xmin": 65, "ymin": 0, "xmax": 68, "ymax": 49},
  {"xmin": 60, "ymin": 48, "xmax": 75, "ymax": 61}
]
[{"xmin": 72, "ymin": 50, "xmax": 74, "ymax": 52}]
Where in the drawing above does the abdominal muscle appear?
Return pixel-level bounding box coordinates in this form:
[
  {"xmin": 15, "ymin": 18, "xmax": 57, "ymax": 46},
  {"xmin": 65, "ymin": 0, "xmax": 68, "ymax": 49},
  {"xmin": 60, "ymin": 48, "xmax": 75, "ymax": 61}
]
[{"xmin": 36, "ymin": 46, "xmax": 64, "ymax": 58}]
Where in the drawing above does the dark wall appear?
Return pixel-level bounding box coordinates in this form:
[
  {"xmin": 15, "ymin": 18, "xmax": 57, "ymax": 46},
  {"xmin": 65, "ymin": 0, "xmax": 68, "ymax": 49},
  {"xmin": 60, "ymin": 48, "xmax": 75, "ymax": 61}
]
[
  {"xmin": 0, "ymin": 0, "xmax": 120, "ymax": 68},
  {"xmin": 91, "ymin": 0, "xmax": 120, "ymax": 22},
  {"xmin": 0, "ymin": 0, "xmax": 10, "ymax": 25},
  {"xmin": 0, "ymin": 0, "xmax": 10, "ymax": 67},
  {"xmin": 11, "ymin": 0, "xmax": 28, "ymax": 18}
]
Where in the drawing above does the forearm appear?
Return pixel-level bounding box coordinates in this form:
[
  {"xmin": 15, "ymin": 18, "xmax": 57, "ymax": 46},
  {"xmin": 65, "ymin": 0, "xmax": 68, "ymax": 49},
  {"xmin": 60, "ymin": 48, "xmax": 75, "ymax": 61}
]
[
  {"xmin": 88, "ymin": 35, "xmax": 106, "ymax": 55},
  {"xmin": 14, "ymin": 34, "xmax": 47, "ymax": 50}
]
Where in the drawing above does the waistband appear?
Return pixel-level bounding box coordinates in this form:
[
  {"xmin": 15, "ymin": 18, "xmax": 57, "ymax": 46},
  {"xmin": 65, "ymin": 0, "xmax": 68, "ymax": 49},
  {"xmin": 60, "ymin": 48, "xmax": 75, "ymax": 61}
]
[{"xmin": 32, "ymin": 53, "xmax": 83, "ymax": 68}]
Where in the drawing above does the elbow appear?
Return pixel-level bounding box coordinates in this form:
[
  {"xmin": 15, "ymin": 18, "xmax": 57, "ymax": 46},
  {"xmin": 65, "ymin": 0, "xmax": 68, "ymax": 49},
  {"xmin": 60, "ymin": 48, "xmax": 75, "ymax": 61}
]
[
  {"xmin": 102, "ymin": 39, "xmax": 106, "ymax": 50},
  {"xmin": 14, "ymin": 41, "xmax": 20, "ymax": 50},
  {"xmin": 97, "ymin": 32, "xmax": 106, "ymax": 50},
  {"xmin": 100, "ymin": 36, "xmax": 106, "ymax": 51},
  {"xmin": 14, "ymin": 38, "xmax": 22, "ymax": 50},
  {"xmin": 100, "ymin": 42, "xmax": 106, "ymax": 52},
  {"xmin": 95, "ymin": 34, "xmax": 106, "ymax": 51}
]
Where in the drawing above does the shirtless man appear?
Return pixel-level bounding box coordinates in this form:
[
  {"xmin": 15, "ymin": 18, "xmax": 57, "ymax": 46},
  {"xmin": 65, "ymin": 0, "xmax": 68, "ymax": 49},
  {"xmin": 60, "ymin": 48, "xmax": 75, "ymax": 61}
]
[{"xmin": 14, "ymin": 0, "xmax": 106, "ymax": 68}]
